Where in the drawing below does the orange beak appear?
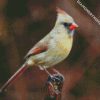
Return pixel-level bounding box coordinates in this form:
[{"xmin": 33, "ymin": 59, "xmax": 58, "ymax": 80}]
[{"xmin": 69, "ymin": 23, "xmax": 78, "ymax": 31}]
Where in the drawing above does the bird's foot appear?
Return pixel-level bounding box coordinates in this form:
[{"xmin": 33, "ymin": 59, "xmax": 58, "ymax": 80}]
[
  {"xmin": 46, "ymin": 69, "xmax": 65, "ymax": 97},
  {"xmin": 52, "ymin": 68, "xmax": 65, "ymax": 80}
]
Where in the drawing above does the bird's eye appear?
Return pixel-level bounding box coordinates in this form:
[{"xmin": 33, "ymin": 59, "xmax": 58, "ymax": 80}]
[
  {"xmin": 62, "ymin": 22, "xmax": 72, "ymax": 27},
  {"xmin": 62, "ymin": 22, "xmax": 78, "ymax": 31}
]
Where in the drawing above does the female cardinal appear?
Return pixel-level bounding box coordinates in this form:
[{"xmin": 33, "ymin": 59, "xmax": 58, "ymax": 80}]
[{"xmin": 0, "ymin": 8, "xmax": 78, "ymax": 92}]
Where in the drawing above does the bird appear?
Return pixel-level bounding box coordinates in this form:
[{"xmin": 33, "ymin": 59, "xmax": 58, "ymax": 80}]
[{"xmin": 0, "ymin": 8, "xmax": 78, "ymax": 92}]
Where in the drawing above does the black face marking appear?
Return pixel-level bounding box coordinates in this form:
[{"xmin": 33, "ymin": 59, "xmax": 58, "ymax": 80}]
[
  {"xmin": 62, "ymin": 22, "xmax": 72, "ymax": 27},
  {"xmin": 62, "ymin": 22, "xmax": 73, "ymax": 33}
]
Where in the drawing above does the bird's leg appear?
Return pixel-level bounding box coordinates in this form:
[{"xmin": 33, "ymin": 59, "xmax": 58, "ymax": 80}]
[
  {"xmin": 42, "ymin": 66, "xmax": 53, "ymax": 77},
  {"xmin": 38, "ymin": 65, "xmax": 52, "ymax": 76},
  {"xmin": 38, "ymin": 65, "xmax": 44, "ymax": 70}
]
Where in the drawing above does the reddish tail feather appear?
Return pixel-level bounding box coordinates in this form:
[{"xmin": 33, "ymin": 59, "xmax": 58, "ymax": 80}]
[{"xmin": 0, "ymin": 63, "xmax": 29, "ymax": 93}]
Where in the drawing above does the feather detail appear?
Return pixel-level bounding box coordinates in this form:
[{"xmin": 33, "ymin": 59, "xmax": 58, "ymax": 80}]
[{"xmin": 25, "ymin": 46, "xmax": 48, "ymax": 59}]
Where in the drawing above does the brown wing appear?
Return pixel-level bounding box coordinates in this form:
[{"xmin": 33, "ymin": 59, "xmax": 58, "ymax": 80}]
[{"xmin": 25, "ymin": 46, "xmax": 48, "ymax": 59}]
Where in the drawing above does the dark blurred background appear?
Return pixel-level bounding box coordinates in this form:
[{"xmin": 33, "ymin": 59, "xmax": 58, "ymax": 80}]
[{"xmin": 0, "ymin": 0, "xmax": 100, "ymax": 100}]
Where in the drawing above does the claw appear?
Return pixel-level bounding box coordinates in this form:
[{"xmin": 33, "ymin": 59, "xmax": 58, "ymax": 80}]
[{"xmin": 52, "ymin": 68, "xmax": 65, "ymax": 80}]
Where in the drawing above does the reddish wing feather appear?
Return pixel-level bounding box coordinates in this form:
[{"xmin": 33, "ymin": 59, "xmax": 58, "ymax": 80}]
[
  {"xmin": 26, "ymin": 46, "xmax": 48, "ymax": 58},
  {"xmin": 32, "ymin": 47, "xmax": 48, "ymax": 54}
]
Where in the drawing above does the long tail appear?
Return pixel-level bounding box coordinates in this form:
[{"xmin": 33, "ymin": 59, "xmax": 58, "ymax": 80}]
[{"xmin": 0, "ymin": 63, "xmax": 29, "ymax": 93}]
